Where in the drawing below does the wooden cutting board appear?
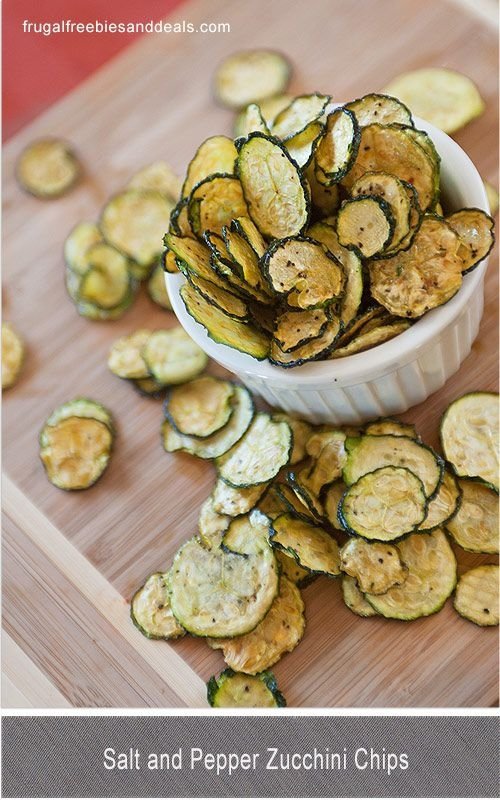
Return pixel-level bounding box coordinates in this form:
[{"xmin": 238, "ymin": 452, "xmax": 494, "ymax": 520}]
[{"xmin": 2, "ymin": 0, "xmax": 498, "ymax": 709}]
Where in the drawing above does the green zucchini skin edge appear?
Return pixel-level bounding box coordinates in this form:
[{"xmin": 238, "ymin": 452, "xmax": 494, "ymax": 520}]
[
  {"xmin": 453, "ymin": 565, "xmax": 499, "ymax": 627},
  {"xmin": 418, "ymin": 464, "xmax": 463, "ymax": 533},
  {"xmin": 314, "ymin": 106, "xmax": 361, "ymax": 185},
  {"xmin": 272, "ymin": 92, "xmax": 331, "ymax": 142},
  {"xmin": 186, "ymin": 172, "xmax": 242, "ymax": 239},
  {"xmin": 336, "ymin": 194, "xmax": 396, "ymax": 258},
  {"xmin": 345, "ymin": 92, "xmax": 414, "ymax": 127},
  {"xmin": 206, "ymin": 668, "xmax": 287, "ymax": 707},
  {"xmin": 448, "ymin": 207, "xmax": 496, "ymax": 275},
  {"xmin": 269, "ymin": 512, "xmax": 341, "ymax": 579},
  {"xmin": 129, "ymin": 574, "xmax": 184, "ymax": 641}
]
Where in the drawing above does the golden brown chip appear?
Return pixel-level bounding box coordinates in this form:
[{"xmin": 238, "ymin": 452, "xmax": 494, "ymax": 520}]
[
  {"xmin": 340, "ymin": 538, "xmax": 408, "ymax": 595},
  {"xmin": 107, "ymin": 329, "xmax": 152, "ymax": 379},
  {"xmin": 446, "ymin": 208, "xmax": 495, "ymax": 273},
  {"xmin": 16, "ymin": 138, "xmax": 81, "ymax": 198},
  {"xmin": 264, "ymin": 237, "xmax": 344, "ymax": 309},
  {"xmin": 447, "ymin": 478, "xmax": 498, "ymax": 554},
  {"xmin": 182, "ymin": 136, "xmax": 238, "ymax": 197},
  {"xmin": 214, "ymin": 50, "xmax": 292, "ymax": 110},
  {"xmin": 40, "ymin": 417, "xmax": 112, "ymax": 490},
  {"xmin": 188, "ymin": 176, "xmax": 248, "ymax": 238}
]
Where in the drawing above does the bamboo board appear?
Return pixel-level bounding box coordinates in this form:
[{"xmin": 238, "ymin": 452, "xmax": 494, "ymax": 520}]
[{"xmin": 2, "ymin": 0, "xmax": 498, "ymax": 708}]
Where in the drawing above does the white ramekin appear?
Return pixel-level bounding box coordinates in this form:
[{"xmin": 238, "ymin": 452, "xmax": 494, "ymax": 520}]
[{"xmin": 167, "ymin": 117, "xmax": 491, "ymax": 424}]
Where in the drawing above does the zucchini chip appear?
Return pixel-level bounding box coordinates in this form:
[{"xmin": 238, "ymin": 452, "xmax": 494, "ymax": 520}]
[
  {"xmin": 257, "ymin": 485, "xmax": 289, "ymax": 519},
  {"xmin": 351, "ymin": 172, "xmax": 412, "ymax": 250},
  {"xmin": 16, "ymin": 137, "xmax": 81, "ymax": 198},
  {"xmin": 107, "ymin": 329, "xmax": 151, "ymax": 379},
  {"xmin": 221, "ymin": 509, "xmax": 272, "ymax": 555},
  {"xmin": 276, "ymin": 550, "xmax": 315, "ymax": 587},
  {"xmin": 40, "ymin": 416, "xmax": 112, "ymax": 490},
  {"xmin": 275, "ymin": 483, "xmax": 318, "ymax": 523},
  {"xmin": 64, "ymin": 222, "xmax": 103, "ymax": 276},
  {"xmin": 100, "ymin": 190, "xmax": 174, "ymax": 272},
  {"xmin": 169, "ymin": 533, "xmax": 279, "ymax": 637},
  {"xmin": 236, "ymin": 133, "xmax": 310, "ymax": 239},
  {"xmin": 453, "ymin": 565, "xmax": 499, "ymax": 627},
  {"xmin": 307, "ymin": 222, "xmax": 363, "ymax": 326},
  {"xmin": 340, "ymin": 538, "xmax": 408, "ymax": 595},
  {"xmin": 142, "ymin": 327, "xmax": 207, "ymax": 386},
  {"xmin": 198, "ymin": 496, "xmax": 231, "ymax": 550},
  {"xmin": 383, "ymin": 68, "xmax": 485, "ymax": 134},
  {"xmin": 180, "ymin": 282, "xmax": 270, "ymax": 360},
  {"xmin": 223, "ymin": 220, "xmax": 270, "ymax": 293},
  {"xmin": 78, "ymin": 243, "xmax": 132, "ymax": 309},
  {"xmin": 273, "ymin": 308, "xmax": 329, "ymax": 353},
  {"xmin": 368, "ymin": 216, "xmax": 463, "ymax": 318},
  {"xmin": 273, "ymin": 414, "xmax": 313, "ymax": 465},
  {"xmin": 187, "ymin": 273, "xmax": 249, "ymax": 321},
  {"xmin": 2, "ymin": 322, "xmax": 24, "ymax": 390},
  {"xmin": 272, "ymin": 93, "xmax": 330, "ymax": 141},
  {"xmin": 339, "ymin": 466, "xmax": 427, "ymax": 541},
  {"xmin": 270, "ymin": 513, "xmax": 341, "ymax": 577},
  {"xmin": 334, "ymin": 306, "xmax": 387, "ymax": 349},
  {"xmin": 446, "ymin": 478, "xmax": 498, "ymax": 554},
  {"xmin": 233, "ymin": 215, "xmax": 267, "ymax": 258},
  {"xmin": 343, "ymin": 434, "xmax": 443, "ymax": 498},
  {"xmin": 214, "ymin": 50, "xmax": 292, "ymax": 110},
  {"xmin": 132, "ymin": 376, "xmax": 166, "ymax": 399},
  {"xmin": 446, "ymin": 208, "xmax": 495, "ymax": 274},
  {"xmin": 304, "ymin": 430, "xmax": 347, "ymax": 496},
  {"xmin": 162, "ymin": 248, "xmax": 180, "ymax": 274},
  {"xmin": 216, "ymin": 413, "xmax": 292, "ymax": 488},
  {"xmin": 263, "ymin": 236, "xmax": 344, "ymax": 309},
  {"xmin": 366, "ymin": 529, "xmax": 457, "ymax": 619},
  {"xmin": 418, "ymin": 470, "xmax": 461, "ymax": 533},
  {"xmin": 182, "ymin": 136, "xmax": 238, "ymax": 198},
  {"xmin": 207, "ymin": 668, "xmax": 286, "ymax": 708},
  {"xmin": 45, "ymin": 398, "xmax": 114, "ymax": 431},
  {"xmin": 306, "ymin": 166, "xmax": 340, "ymax": 216},
  {"xmin": 208, "ymin": 576, "xmax": 305, "ymax": 674},
  {"xmin": 314, "ymin": 107, "xmax": 360, "ymax": 184},
  {"xmin": 365, "ymin": 418, "xmax": 418, "ymax": 439},
  {"xmin": 440, "ymin": 392, "xmax": 499, "ymax": 490},
  {"xmin": 269, "ymin": 316, "xmax": 342, "ymax": 367},
  {"xmin": 188, "ymin": 175, "xmax": 248, "ymax": 238},
  {"xmin": 248, "ymin": 300, "xmax": 276, "ymax": 333},
  {"xmin": 131, "ymin": 572, "xmax": 185, "ymax": 640},
  {"xmin": 235, "ymin": 95, "xmax": 293, "ymax": 136},
  {"xmin": 342, "ymin": 575, "xmax": 378, "ymax": 617},
  {"xmin": 286, "ymin": 468, "xmax": 325, "ymax": 521},
  {"xmin": 127, "ymin": 161, "xmax": 182, "ymax": 200},
  {"xmin": 330, "ymin": 321, "xmax": 411, "ymax": 358},
  {"xmin": 345, "ymin": 93, "xmax": 413, "ymax": 126},
  {"xmin": 336, "ymin": 195, "xmax": 395, "ymax": 258},
  {"xmin": 164, "ymin": 234, "xmax": 229, "ymax": 291},
  {"xmin": 212, "ymin": 478, "xmax": 268, "ymax": 517},
  {"xmin": 285, "ymin": 121, "xmax": 325, "ymax": 170},
  {"xmin": 148, "ymin": 264, "xmax": 172, "ymax": 310},
  {"xmin": 162, "ymin": 385, "xmax": 254, "ymax": 460},
  {"xmin": 165, "ymin": 376, "xmax": 235, "ymax": 438},
  {"xmin": 169, "ymin": 198, "xmax": 194, "ymax": 238},
  {"xmin": 234, "ymin": 103, "xmax": 270, "ymax": 138},
  {"xmin": 484, "ymin": 180, "xmax": 499, "ymax": 216},
  {"xmin": 324, "ymin": 480, "xmax": 348, "ymax": 531}
]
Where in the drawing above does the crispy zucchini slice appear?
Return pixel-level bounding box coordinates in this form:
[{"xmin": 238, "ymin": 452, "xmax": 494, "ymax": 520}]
[
  {"xmin": 314, "ymin": 107, "xmax": 360, "ymax": 184},
  {"xmin": 365, "ymin": 418, "xmax": 418, "ymax": 439},
  {"xmin": 383, "ymin": 68, "xmax": 485, "ymax": 133},
  {"xmin": 285, "ymin": 121, "xmax": 325, "ymax": 169},
  {"xmin": 127, "ymin": 161, "xmax": 182, "ymax": 200},
  {"xmin": 212, "ymin": 478, "xmax": 268, "ymax": 517},
  {"xmin": 164, "ymin": 233, "xmax": 230, "ymax": 291},
  {"xmin": 214, "ymin": 50, "xmax": 292, "ymax": 110},
  {"xmin": 162, "ymin": 384, "xmax": 254, "ymax": 460},
  {"xmin": 453, "ymin": 565, "xmax": 498, "ymax": 626},
  {"xmin": 263, "ymin": 236, "xmax": 344, "ymax": 309},
  {"xmin": 182, "ymin": 136, "xmax": 238, "ymax": 197},
  {"xmin": 336, "ymin": 195, "xmax": 395, "ymax": 258},
  {"xmin": 220, "ymin": 509, "xmax": 272, "ymax": 556},
  {"xmin": 330, "ymin": 321, "xmax": 411, "ymax": 358},
  {"xmin": 131, "ymin": 572, "xmax": 185, "ymax": 639},
  {"xmin": 257, "ymin": 485, "xmax": 289, "ymax": 519},
  {"xmin": 223, "ymin": 220, "xmax": 270, "ymax": 292},
  {"xmin": 368, "ymin": 216, "xmax": 462, "ymax": 318},
  {"xmin": 418, "ymin": 470, "xmax": 461, "ymax": 533},
  {"xmin": 484, "ymin": 180, "xmax": 499, "ymax": 216},
  {"xmin": 345, "ymin": 93, "xmax": 413, "ymax": 126},
  {"xmin": 342, "ymin": 575, "xmax": 378, "ymax": 617},
  {"xmin": 2, "ymin": 322, "xmax": 24, "ymax": 390},
  {"xmin": 272, "ymin": 93, "xmax": 330, "ymax": 141},
  {"xmin": 204, "ymin": 232, "xmax": 271, "ymax": 304},
  {"xmin": 132, "ymin": 376, "xmax": 166, "ymax": 399},
  {"xmin": 234, "ymin": 103, "xmax": 270, "ymax": 138},
  {"xmin": 273, "ymin": 414, "xmax": 313, "ymax": 465},
  {"xmin": 188, "ymin": 174, "xmax": 248, "ymax": 238},
  {"xmin": 270, "ymin": 316, "xmax": 342, "ymax": 367},
  {"xmin": 40, "ymin": 416, "xmax": 112, "ymax": 490},
  {"xmin": 148, "ymin": 264, "xmax": 172, "ymax": 310},
  {"xmin": 169, "ymin": 198, "xmax": 194, "ymax": 238},
  {"xmin": 304, "ymin": 430, "xmax": 347, "ymax": 496},
  {"xmin": 366, "ymin": 529, "xmax": 457, "ymax": 619},
  {"xmin": 235, "ymin": 96, "xmax": 293, "ymax": 137},
  {"xmin": 180, "ymin": 282, "xmax": 270, "ymax": 359},
  {"xmin": 334, "ymin": 306, "xmax": 387, "ymax": 348},
  {"xmin": 270, "ymin": 513, "xmax": 341, "ymax": 577},
  {"xmin": 78, "ymin": 243, "xmax": 132, "ymax": 309},
  {"xmin": 236, "ymin": 133, "xmax": 310, "ymax": 239},
  {"xmin": 165, "ymin": 376, "xmax": 234, "ymax": 438},
  {"xmin": 100, "ymin": 190, "xmax": 173, "ymax": 271},
  {"xmin": 275, "ymin": 483, "xmax": 318, "ymax": 523},
  {"xmin": 187, "ymin": 272, "xmax": 249, "ymax": 320},
  {"xmin": 306, "ymin": 166, "xmax": 340, "ymax": 216},
  {"xmin": 446, "ymin": 478, "xmax": 498, "ymax": 554},
  {"xmin": 440, "ymin": 392, "xmax": 499, "ymax": 490},
  {"xmin": 16, "ymin": 137, "xmax": 81, "ymax": 198},
  {"xmin": 273, "ymin": 308, "xmax": 329, "ymax": 352},
  {"xmin": 216, "ymin": 413, "xmax": 292, "ymax": 488},
  {"xmin": 45, "ymin": 398, "xmax": 114, "ymax": 431},
  {"xmin": 324, "ymin": 480, "xmax": 348, "ymax": 531},
  {"xmin": 142, "ymin": 327, "xmax": 208, "ymax": 385},
  {"xmin": 276, "ymin": 550, "xmax": 315, "ymax": 586},
  {"xmin": 64, "ymin": 222, "xmax": 103, "ymax": 276},
  {"xmin": 343, "ymin": 434, "xmax": 443, "ymax": 498},
  {"xmin": 339, "ymin": 466, "xmax": 427, "ymax": 541},
  {"xmin": 233, "ymin": 215, "xmax": 267, "ymax": 258},
  {"xmin": 286, "ymin": 468, "xmax": 326, "ymax": 521},
  {"xmin": 198, "ymin": 496, "xmax": 231, "ymax": 550},
  {"xmin": 307, "ymin": 222, "xmax": 363, "ymax": 326},
  {"xmin": 162, "ymin": 247, "xmax": 180, "ymax": 274},
  {"xmin": 168, "ymin": 534, "xmax": 279, "ymax": 638},
  {"xmin": 107, "ymin": 329, "xmax": 151, "ymax": 379},
  {"xmin": 351, "ymin": 171, "xmax": 411, "ymax": 250},
  {"xmin": 208, "ymin": 575, "xmax": 305, "ymax": 674},
  {"xmin": 207, "ymin": 668, "xmax": 286, "ymax": 708},
  {"xmin": 248, "ymin": 300, "xmax": 276, "ymax": 333},
  {"xmin": 340, "ymin": 537, "xmax": 408, "ymax": 595},
  {"xmin": 446, "ymin": 208, "xmax": 495, "ymax": 274}
]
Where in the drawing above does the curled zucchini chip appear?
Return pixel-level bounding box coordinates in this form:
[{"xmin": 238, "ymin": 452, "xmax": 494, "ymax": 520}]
[
  {"xmin": 351, "ymin": 171, "xmax": 412, "ymax": 250},
  {"xmin": 369, "ymin": 216, "xmax": 463, "ymax": 318},
  {"xmin": 221, "ymin": 509, "xmax": 271, "ymax": 556},
  {"xmin": 233, "ymin": 215, "xmax": 267, "ymax": 258},
  {"xmin": 263, "ymin": 236, "xmax": 344, "ymax": 309},
  {"xmin": 169, "ymin": 534, "xmax": 279, "ymax": 638},
  {"xmin": 307, "ymin": 222, "xmax": 363, "ymax": 326},
  {"xmin": 208, "ymin": 576, "xmax": 305, "ymax": 674},
  {"xmin": 235, "ymin": 95, "xmax": 293, "ymax": 137},
  {"xmin": 143, "ymin": 327, "xmax": 208, "ymax": 385},
  {"xmin": 418, "ymin": 470, "xmax": 461, "ymax": 532},
  {"xmin": 234, "ymin": 103, "xmax": 270, "ymax": 138},
  {"xmin": 237, "ymin": 133, "xmax": 310, "ymax": 239},
  {"xmin": 127, "ymin": 161, "xmax": 182, "ymax": 201},
  {"xmin": 165, "ymin": 376, "xmax": 235, "ymax": 438},
  {"xmin": 273, "ymin": 308, "xmax": 329, "ymax": 352},
  {"xmin": 257, "ymin": 485, "xmax": 289, "ymax": 519},
  {"xmin": 16, "ymin": 137, "xmax": 81, "ymax": 198},
  {"xmin": 440, "ymin": 392, "xmax": 499, "ymax": 490},
  {"xmin": 306, "ymin": 166, "xmax": 340, "ymax": 216},
  {"xmin": 305, "ymin": 430, "xmax": 347, "ymax": 496},
  {"xmin": 344, "ymin": 434, "xmax": 443, "ymax": 498},
  {"xmin": 188, "ymin": 174, "xmax": 248, "ymax": 238},
  {"xmin": 453, "ymin": 565, "xmax": 498, "ymax": 627},
  {"xmin": 446, "ymin": 208, "xmax": 495, "ymax": 274},
  {"xmin": 148, "ymin": 264, "xmax": 172, "ymax": 309},
  {"xmin": 107, "ymin": 329, "xmax": 151, "ymax": 380},
  {"xmin": 339, "ymin": 466, "xmax": 427, "ymax": 541},
  {"xmin": 132, "ymin": 376, "xmax": 166, "ymax": 399},
  {"xmin": 270, "ymin": 513, "xmax": 341, "ymax": 577},
  {"xmin": 270, "ymin": 316, "xmax": 342, "ymax": 367},
  {"xmin": 287, "ymin": 468, "xmax": 325, "ymax": 521},
  {"xmin": 164, "ymin": 234, "xmax": 230, "ymax": 291},
  {"xmin": 365, "ymin": 418, "xmax": 418, "ymax": 439},
  {"xmin": 335, "ymin": 306, "xmax": 387, "ymax": 348},
  {"xmin": 272, "ymin": 93, "xmax": 330, "ymax": 141},
  {"xmin": 162, "ymin": 385, "xmax": 254, "ymax": 460},
  {"xmin": 337, "ymin": 195, "xmax": 395, "ymax": 258},
  {"xmin": 212, "ymin": 478, "xmax": 268, "ymax": 517},
  {"xmin": 162, "ymin": 248, "xmax": 180, "ymax": 275},
  {"xmin": 204, "ymin": 232, "xmax": 271, "ymax": 304},
  {"xmin": 45, "ymin": 397, "xmax": 114, "ymax": 431},
  {"xmin": 484, "ymin": 180, "xmax": 499, "ymax": 216},
  {"xmin": 198, "ymin": 496, "xmax": 231, "ymax": 550},
  {"xmin": 131, "ymin": 572, "xmax": 185, "ymax": 640},
  {"xmin": 180, "ymin": 282, "xmax": 270, "ymax": 360},
  {"xmin": 182, "ymin": 136, "xmax": 238, "ymax": 198},
  {"xmin": 100, "ymin": 190, "xmax": 174, "ymax": 271},
  {"xmin": 216, "ymin": 413, "xmax": 292, "ymax": 488},
  {"xmin": 314, "ymin": 107, "xmax": 360, "ymax": 184},
  {"xmin": 324, "ymin": 480, "xmax": 348, "ymax": 531},
  {"xmin": 366, "ymin": 529, "xmax": 457, "ymax": 620},
  {"xmin": 330, "ymin": 321, "xmax": 411, "ymax": 358},
  {"xmin": 446, "ymin": 478, "xmax": 498, "ymax": 554},
  {"xmin": 273, "ymin": 414, "xmax": 313, "ymax": 465},
  {"xmin": 2, "ymin": 322, "xmax": 25, "ymax": 390},
  {"xmin": 345, "ymin": 93, "xmax": 413, "ymax": 126},
  {"xmin": 169, "ymin": 198, "xmax": 194, "ymax": 238},
  {"xmin": 285, "ymin": 121, "xmax": 325, "ymax": 169},
  {"xmin": 223, "ymin": 220, "xmax": 270, "ymax": 292},
  {"xmin": 64, "ymin": 222, "xmax": 103, "ymax": 276},
  {"xmin": 78, "ymin": 243, "xmax": 132, "ymax": 309},
  {"xmin": 40, "ymin": 416, "xmax": 112, "ymax": 490},
  {"xmin": 276, "ymin": 550, "xmax": 315, "ymax": 587},
  {"xmin": 383, "ymin": 68, "xmax": 485, "ymax": 134},
  {"xmin": 275, "ymin": 483, "xmax": 318, "ymax": 523},
  {"xmin": 342, "ymin": 575, "xmax": 378, "ymax": 617},
  {"xmin": 187, "ymin": 272, "xmax": 249, "ymax": 321},
  {"xmin": 340, "ymin": 537, "xmax": 408, "ymax": 595},
  {"xmin": 214, "ymin": 49, "xmax": 292, "ymax": 110},
  {"xmin": 207, "ymin": 668, "xmax": 286, "ymax": 708}
]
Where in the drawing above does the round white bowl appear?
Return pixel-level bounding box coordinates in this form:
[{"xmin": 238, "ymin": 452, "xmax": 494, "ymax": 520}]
[{"xmin": 167, "ymin": 117, "xmax": 491, "ymax": 424}]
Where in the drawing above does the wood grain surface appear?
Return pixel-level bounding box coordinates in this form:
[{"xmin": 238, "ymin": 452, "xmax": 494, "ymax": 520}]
[{"xmin": 2, "ymin": 0, "xmax": 498, "ymax": 708}]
